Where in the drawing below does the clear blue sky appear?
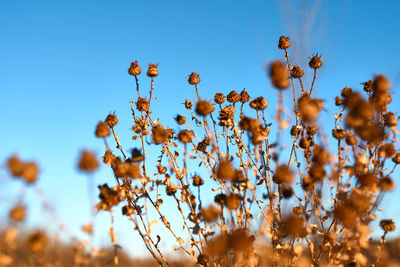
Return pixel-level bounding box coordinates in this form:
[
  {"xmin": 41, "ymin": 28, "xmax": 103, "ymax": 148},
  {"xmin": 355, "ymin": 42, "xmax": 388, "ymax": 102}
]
[{"xmin": 1, "ymin": 0, "xmax": 400, "ymax": 258}]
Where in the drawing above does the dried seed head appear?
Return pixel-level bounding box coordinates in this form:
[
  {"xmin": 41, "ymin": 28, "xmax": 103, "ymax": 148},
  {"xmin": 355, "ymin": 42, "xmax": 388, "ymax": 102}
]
[
  {"xmin": 136, "ymin": 97, "xmax": 150, "ymax": 112},
  {"xmin": 270, "ymin": 60, "xmax": 290, "ymax": 89},
  {"xmin": 78, "ymin": 150, "xmax": 99, "ymax": 173},
  {"xmin": 6, "ymin": 156, "xmax": 39, "ymax": 183},
  {"xmin": 184, "ymin": 99, "xmax": 193, "ymax": 109},
  {"xmin": 379, "ymin": 177, "xmax": 395, "ymax": 191},
  {"xmin": 282, "ymin": 215, "xmax": 306, "ymax": 238},
  {"xmin": 380, "ymin": 219, "xmax": 396, "ymax": 232},
  {"xmin": 214, "ymin": 193, "xmax": 227, "ymax": 206},
  {"xmin": 291, "ymin": 65, "xmax": 304, "ymax": 78},
  {"xmin": 214, "ymin": 92, "xmax": 226, "ymax": 104},
  {"xmin": 332, "ymin": 129, "xmax": 347, "ymax": 140},
  {"xmin": 278, "ymin": 36, "xmax": 291, "ymax": 50},
  {"xmin": 335, "ymin": 96, "xmax": 343, "ymax": 106},
  {"xmin": 298, "ymin": 94, "xmax": 323, "ymax": 121},
  {"xmin": 383, "ymin": 112, "xmax": 398, "ymax": 127},
  {"xmin": 273, "ymin": 165, "xmax": 294, "ymax": 184},
  {"xmin": 197, "ymin": 138, "xmax": 209, "ymax": 153},
  {"xmin": 290, "ymin": 125, "xmax": 301, "ymax": 136},
  {"xmin": 156, "ymin": 164, "xmax": 167, "ymax": 174},
  {"xmin": 218, "ymin": 105, "xmax": 235, "ymax": 127},
  {"xmin": 379, "ymin": 143, "xmax": 396, "ymax": 158},
  {"xmin": 308, "ymin": 54, "xmax": 323, "ymax": 69},
  {"xmin": 175, "ymin": 114, "xmax": 186, "ymax": 125},
  {"xmin": 192, "ymin": 175, "xmax": 204, "ymax": 186},
  {"xmin": 373, "ymin": 75, "xmax": 390, "ymax": 92},
  {"xmin": 363, "ymin": 80, "xmax": 373, "ymax": 93},
  {"xmin": 249, "ymin": 96, "xmax": 268, "ymax": 110},
  {"xmin": 131, "ymin": 148, "xmax": 144, "ymax": 162},
  {"xmin": 225, "ymin": 193, "xmax": 240, "ymax": 210},
  {"xmin": 166, "ymin": 185, "xmax": 177, "ymax": 196},
  {"xmin": 345, "ymin": 133, "xmax": 357, "ymax": 146},
  {"xmin": 202, "ymin": 205, "xmax": 219, "ymax": 222},
  {"xmin": 9, "ymin": 205, "xmax": 26, "ymax": 222},
  {"xmin": 341, "ymin": 87, "xmax": 353, "ymax": 98},
  {"xmin": 27, "ymin": 231, "xmax": 48, "ymax": 253},
  {"xmin": 188, "ymin": 72, "xmax": 200, "ymax": 85},
  {"xmin": 216, "ymin": 160, "xmax": 234, "ymax": 180},
  {"xmin": 97, "ymin": 184, "xmax": 121, "ymax": 210},
  {"xmin": 105, "ymin": 113, "xmax": 118, "ymax": 128},
  {"xmin": 195, "ymin": 100, "xmax": 215, "ymax": 116},
  {"xmin": 128, "ymin": 61, "xmax": 141, "ymax": 76},
  {"xmin": 307, "ymin": 124, "xmax": 317, "ymax": 136},
  {"xmin": 197, "ymin": 254, "xmax": 209, "ymax": 266},
  {"xmin": 282, "ymin": 186, "xmax": 294, "ymax": 199},
  {"xmin": 152, "ymin": 124, "xmax": 172, "ymax": 144},
  {"xmin": 240, "ymin": 89, "xmax": 250, "ymax": 103},
  {"xmin": 122, "ymin": 205, "xmax": 135, "ymax": 216},
  {"xmin": 227, "ymin": 90, "xmax": 241, "ymax": 104},
  {"xmin": 103, "ymin": 150, "xmax": 116, "ymax": 165},
  {"xmin": 178, "ymin": 129, "xmax": 193, "ymax": 143},
  {"xmin": 392, "ymin": 153, "xmax": 400, "ymax": 164},
  {"xmin": 147, "ymin": 63, "xmax": 158, "ymax": 77},
  {"xmin": 309, "ymin": 163, "xmax": 326, "ymax": 181},
  {"xmin": 95, "ymin": 121, "xmax": 111, "ymax": 138}
]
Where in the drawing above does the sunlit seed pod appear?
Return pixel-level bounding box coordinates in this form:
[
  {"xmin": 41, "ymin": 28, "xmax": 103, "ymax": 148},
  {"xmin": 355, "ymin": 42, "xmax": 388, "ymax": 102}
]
[
  {"xmin": 240, "ymin": 89, "xmax": 250, "ymax": 103},
  {"xmin": 105, "ymin": 113, "xmax": 118, "ymax": 128},
  {"xmin": 128, "ymin": 61, "xmax": 141, "ymax": 76},
  {"xmin": 269, "ymin": 60, "xmax": 290, "ymax": 89},
  {"xmin": 188, "ymin": 72, "xmax": 200, "ymax": 85},
  {"xmin": 380, "ymin": 219, "xmax": 396, "ymax": 232},
  {"xmin": 227, "ymin": 90, "xmax": 241, "ymax": 104},
  {"xmin": 291, "ymin": 65, "xmax": 304, "ymax": 78},
  {"xmin": 278, "ymin": 36, "xmax": 291, "ymax": 50},
  {"xmin": 95, "ymin": 121, "xmax": 111, "ymax": 138},
  {"xmin": 146, "ymin": 63, "xmax": 159, "ymax": 77},
  {"xmin": 214, "ymin": 92, "xmax": 226, "ymax": 104},
  {"xmin": 308, "ymin": 54, "xmax": 323, "ymax": 69},
  {"xmin": 195, "ymin": 100, "xmax": 215, "ymax": 116},
  {"xmin": 136, "ymin": 97, "xmax": 150, "ymax": 112},
  {"xmin": 78, "ymin": 150, "xmax": 99, "ymax": 173}
]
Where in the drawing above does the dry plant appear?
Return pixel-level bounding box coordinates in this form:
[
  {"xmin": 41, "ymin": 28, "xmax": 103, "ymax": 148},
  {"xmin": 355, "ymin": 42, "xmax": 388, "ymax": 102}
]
[{"xmin": 4, "ymin": 35, "xmax": 400, "ymax": 267}]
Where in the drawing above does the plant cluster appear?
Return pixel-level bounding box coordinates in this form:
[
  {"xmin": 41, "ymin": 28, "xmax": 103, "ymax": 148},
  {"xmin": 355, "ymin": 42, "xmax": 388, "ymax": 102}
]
[{"xmin": 4, "ymin": 35, "xmax": 400, "ymax": 267}]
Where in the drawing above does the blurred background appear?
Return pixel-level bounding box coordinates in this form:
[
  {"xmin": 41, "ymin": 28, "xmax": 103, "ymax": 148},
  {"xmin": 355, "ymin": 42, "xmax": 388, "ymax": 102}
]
[{"xmin": 1, "ymin": 0, "xmax": 400, "ymax": 259}]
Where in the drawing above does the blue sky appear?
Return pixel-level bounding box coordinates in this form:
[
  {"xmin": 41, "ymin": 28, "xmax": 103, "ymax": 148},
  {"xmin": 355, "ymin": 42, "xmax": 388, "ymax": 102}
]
[{"xmin": 1, "ymin": 0, "xmax": 400, "ymax": 258}]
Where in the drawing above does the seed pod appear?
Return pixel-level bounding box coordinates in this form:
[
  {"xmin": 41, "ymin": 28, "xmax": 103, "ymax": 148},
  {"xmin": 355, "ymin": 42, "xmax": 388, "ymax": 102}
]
[
  {"xmin": 136, "ymin": 97, "xmax": 150, "ymax": 112},
  {"xmin": 185, "ymin": 99, "xmax": 193, "ymax": 109},
  {"xmin": 291, "ymin": 65, "xmax": 304, "ymax": 78},
  {"xmin": 9, "ymin": 205, "xmax": 26, "ymax": 222},
  {"xmin": 240, "ymin": 89, "xmax": 250, "ymax": 103},
  {"xmin": 379, "ymin": 177, "xmax": 395, "ymax": 191},
  {"xmin": 363, "ymin": 80, "xmax": 373, "ymax": 93},
  {"xmin": 373, "ymin": 75, "xmax": 390, "ymax": 92},
  {"xmin": 78, "ymin": 150, "xmax": 99, "ymax": 173},
  {"xmin": 379, "ymin": 143, "xmax": 396, "ymax": 158},
  {"xmin": 178, "ymin": 130, "xmax": 193, "ymax": 143},
  {"xmin": 175, "ymin": 114, "xmax": 186, "ymax": 125},
  {"xmin": 188, "ymin": 72, "xmax": 200, "ymax": 85},
  {"xmin": 383, "ymin": 112, "xmax": 398, "ymax": 127},
  {"xmin": 297, "ymin": 94, "xmax": 323, "ymax": 121},
  {"xmin": 249, "ymin": 96, "xmax": 268, "ymax": 110},
  {"xmin": 227, "ymin": 90, "xmax": 241, "ymax": 104},
  {"xmin": 214, "ymin": 92, "xmax": 226, "ymax": 104},
  {"xmin": 147, "ymin": 63, "xmax": 158, "ymax": 77},
  {"xmin": 332, "ymin": 129, "xmax": 347, "ymax": 140},
  {"xmin": 192, "ymin": 175, "xmax": 204, "ymax": 186},
  {"xmin": 195, "ymin": 100, "xmax": 215, "ymax": 116},
  {"xmin": 95, "ymin": 122, "xmax": 111, "ymax": 138},
  {"xmin": 278, "ymin": 36, "xmax": 291, "ymax": 49},
  {"xmin": 214, "ymin": 193, "xmax": 227, "ymax": 205},
  {"xmin": 128, "ymin": 61, "xmax": 141, "ymax": 76},
  {"xmin": 270, "ymin": 60, "xmax": 290, "ymax": 89},
  {"xmin": 335, "ymin": 96, "xmax": 343, "ymax": 106},
  {"xmin": 345, "ymin": 134, "xmax": 357, "ymax": 146},
  {"xmin": 273, "ymin": 165, "xmax": 294, "ymax": 184},
  {"xmin": 105, "ymin": 113, "xmax": 118, "ymax": 128},
  {"xmin": 392, "ymin": 153, "xmax": 400, "ymax": 164},
  {"xmin": 380, "ymin": 219, "xmax": 396, "ymax": 232},
  {"xmin": 307, "ymin": 124, "xmax": 317, "ymax": 136},
  {"xmin": 308, "ymin": 54, "xmax": 323, "ymax": 69}
]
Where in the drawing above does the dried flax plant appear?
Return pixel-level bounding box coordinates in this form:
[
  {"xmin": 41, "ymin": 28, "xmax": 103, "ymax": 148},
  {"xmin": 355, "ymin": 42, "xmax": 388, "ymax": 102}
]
[{"xmin": 4, "ymin": 35, "xmax": 400, "ymax": 267}]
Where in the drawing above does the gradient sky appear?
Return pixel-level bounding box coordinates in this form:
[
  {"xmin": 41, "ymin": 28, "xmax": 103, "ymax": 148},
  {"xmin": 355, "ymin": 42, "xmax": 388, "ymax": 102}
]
[{"xmin": 1, "ymin": 0, "xmax": 400, "ymax": 259}]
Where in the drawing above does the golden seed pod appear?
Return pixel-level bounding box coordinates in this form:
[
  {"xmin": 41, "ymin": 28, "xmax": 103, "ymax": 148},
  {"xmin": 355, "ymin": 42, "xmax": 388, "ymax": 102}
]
[
  {"xmin": 380, "ymin": 219, "xmax": 396, "ymax": 232},
  {"xmin": 128, "ymin": 61, "xmax": 141, "ymax": 76},
  {"xmin": 178, "ymin": 129, "xmax": 193, "ymax": 143},
  {"xmin": 214, "ymin": 92, "xmax": 226, "ymax": 104},
  {"xmin": 278, "ymin": 36, "xmax": 291, "ymax": 50},
  {"xmin": 227, "ymin": 90, "xmax": 241, "ymax": 104},
  {"xmin": 78, "ymin": 150, "xmax": 99, "ymax": 173},
  {"xmin": 291, "ymin": 65, "xmax": 304, "ymax": 78},
  {"xmin": 192, "ymin": 175, "xmax": 204, "ymax": 186},
  {"xmin": 201, "ymin": 205, "xmax": 219, "ymax": 222},
  {"xmin": 147, "ymin": 63, "xmax": 159, "ymax": 77},
  {"xmin": 273, "ymin": 165, "xmax": 294, "ymax": 184},
  {"xmin": 105, "ymin": 113, "xmax": 118, "ymax": 128},
  {"xmin": 184, "ymin": 99, "xmax": 193, "ymax": 109},
  {"xmin": 308, "ymin": 54, "xmax": 323, "ymax": 69},
  {"xmin": 188, "ymin": 72, "xmax": 200, "ymax": 85},
  {"xmin": 373, "ymin": 75, "xmax": 390, "ymax": 92},
  {"xmin": 269, "ymin": 60, "xmax": 290, "ymax": 89},
  {"xmin": 9, "ymin": 205, "xmax": 26, "ymax": 222},
  {"xmin": 240, "ymin": 89, "xmax": 250, "ymax": 103},
  {"xmin": 136, "ymin": 97, "xmax": 150, "ymax": 112},
  {"xmin": 175, "ymin": 114, "xmax": 186, "ymax": 125},
  {"xmin": 249, "ymin": 96, "xmax": 268, "ymax": 110},
  {"xmin": 27, "ymin": 231, "xmax": 48, "ymax": 253},
  {"xmin": 6, "ymin": 156, "xmax": 39, "ymax": 184},
  {"xmin": 95, "ymin": 121, "xmax": 110, "ymax": 138},
  {"xmin": 195, "ymin": 100, "xmax": 215, "ymax": 116}
]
